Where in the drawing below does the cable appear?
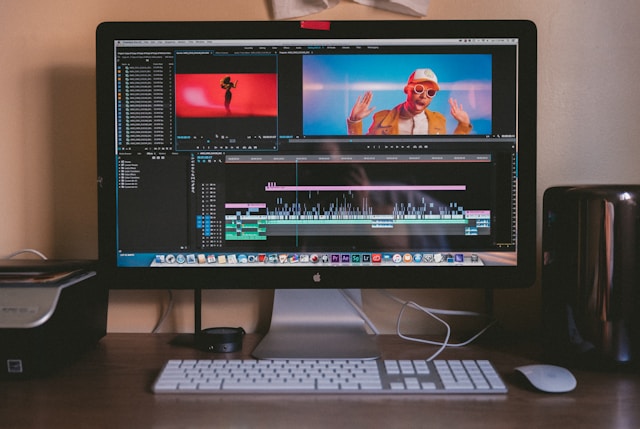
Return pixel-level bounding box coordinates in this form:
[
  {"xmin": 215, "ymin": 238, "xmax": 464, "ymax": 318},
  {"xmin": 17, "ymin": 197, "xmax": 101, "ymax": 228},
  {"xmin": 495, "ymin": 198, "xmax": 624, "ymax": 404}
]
[
  {"xmin": 4, "ymin": 249, "xmax": 48, "ymax": 260},
  {"xmin": 152, "ymin": 290, "xmax": 175, "ymax": 334},
  {"xmin": 380, "ymin": 290, "xmax": 497, "ymax": 361},
  {"xmin": 396, "ymin": 300, "xmax": 451, "ymax": 360}
]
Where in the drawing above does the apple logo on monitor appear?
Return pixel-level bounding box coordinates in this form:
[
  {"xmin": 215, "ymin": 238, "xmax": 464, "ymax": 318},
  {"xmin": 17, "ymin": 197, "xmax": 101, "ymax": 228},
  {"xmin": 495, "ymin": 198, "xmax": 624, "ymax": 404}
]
[{"xmin": 313, "ymin": 272, "xmax": 321, "ymax": 283}]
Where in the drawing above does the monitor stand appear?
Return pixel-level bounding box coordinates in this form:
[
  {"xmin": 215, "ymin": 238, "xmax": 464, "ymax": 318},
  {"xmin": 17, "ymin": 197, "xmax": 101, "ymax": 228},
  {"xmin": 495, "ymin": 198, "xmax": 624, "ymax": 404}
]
[{"xmin": 252, "ymin": 289, "xmax": 380, "ymax": 360}]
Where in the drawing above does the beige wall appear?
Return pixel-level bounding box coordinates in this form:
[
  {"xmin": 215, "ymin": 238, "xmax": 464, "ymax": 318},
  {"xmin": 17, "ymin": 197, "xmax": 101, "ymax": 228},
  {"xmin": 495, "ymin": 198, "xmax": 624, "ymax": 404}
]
[{"xmin": 3, "ymin": 0, "xmax": 640, "ymax": 335}]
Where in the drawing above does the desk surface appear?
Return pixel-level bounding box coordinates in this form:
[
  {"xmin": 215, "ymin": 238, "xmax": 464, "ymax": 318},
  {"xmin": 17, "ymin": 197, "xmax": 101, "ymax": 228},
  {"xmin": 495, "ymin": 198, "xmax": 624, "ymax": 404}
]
[{"xmin": 2, "ymin": 333, "xmax": 639, "ymax": 428}]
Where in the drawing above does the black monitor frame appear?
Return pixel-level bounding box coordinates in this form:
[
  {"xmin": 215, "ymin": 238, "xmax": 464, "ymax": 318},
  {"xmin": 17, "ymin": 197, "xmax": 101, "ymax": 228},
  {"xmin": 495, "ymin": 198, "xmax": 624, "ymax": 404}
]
[{"xmin": 96, "ymin": 20, "xmax": 537, "ymax": 292}]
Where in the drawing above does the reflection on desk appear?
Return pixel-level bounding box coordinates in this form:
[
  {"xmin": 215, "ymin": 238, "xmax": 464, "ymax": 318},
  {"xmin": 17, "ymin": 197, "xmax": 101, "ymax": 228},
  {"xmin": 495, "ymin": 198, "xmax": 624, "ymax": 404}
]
[{"xmin": 1, "ymin": 333, "xmax": 640, "ymax": 429}]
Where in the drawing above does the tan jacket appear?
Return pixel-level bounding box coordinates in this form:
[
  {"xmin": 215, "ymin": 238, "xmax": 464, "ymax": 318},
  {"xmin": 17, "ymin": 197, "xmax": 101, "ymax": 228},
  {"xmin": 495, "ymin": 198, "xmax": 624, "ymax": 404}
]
[{"xmin": 347, "ymin": 105, "xmax": 472, "ymax": 135}]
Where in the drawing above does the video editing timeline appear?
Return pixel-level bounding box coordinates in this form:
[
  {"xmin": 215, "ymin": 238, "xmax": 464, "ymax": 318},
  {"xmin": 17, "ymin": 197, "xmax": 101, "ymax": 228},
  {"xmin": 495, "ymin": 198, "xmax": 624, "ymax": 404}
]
[
  {"xmin": 120, "ymin": 146, "xmax": 509, "ymax": 268},
  {"xmin": 223, "ymin": 166, "xmax": 492, "ymax": 242},
  {"xmin": 189, "ymin": 151, "xmax": 505, "ymax": 256},
  {"xmin": 225, "ymin": 195, "xmax": 490, "ymax": 239}
]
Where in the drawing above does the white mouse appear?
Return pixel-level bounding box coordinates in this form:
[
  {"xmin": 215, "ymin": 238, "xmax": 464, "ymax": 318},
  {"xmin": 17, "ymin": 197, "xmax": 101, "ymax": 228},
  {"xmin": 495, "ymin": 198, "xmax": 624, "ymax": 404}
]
[{"xmin": 514, "ymin": 364, "xmax": 577, "ymax": 393}]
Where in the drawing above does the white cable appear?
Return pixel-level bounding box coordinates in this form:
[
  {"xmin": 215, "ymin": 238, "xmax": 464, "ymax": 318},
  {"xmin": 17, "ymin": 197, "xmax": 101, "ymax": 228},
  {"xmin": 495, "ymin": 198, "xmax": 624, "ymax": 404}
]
[
  {"xmin": 152, "ymin": 290, "xmax": 174, "ymax": 334},
  {"xmin": 380, "ymin": 289, "xmax": 486, "ymax": 318},
  {"xmin": 396, "ymin": 300, "xmax": 451, "ymax": 360},
  {"xmin": 381, "ymin": 289, "xmax": 496, "ymax": 359},
  {"xmin": 4, "ymin": 249, "xmax": 49, "ymax": 260}
]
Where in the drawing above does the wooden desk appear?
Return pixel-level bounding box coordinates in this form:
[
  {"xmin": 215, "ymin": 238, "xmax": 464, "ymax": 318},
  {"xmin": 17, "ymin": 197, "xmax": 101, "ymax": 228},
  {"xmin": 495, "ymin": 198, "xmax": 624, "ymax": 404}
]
[{"xmin": 2, "ymin": 333, "xmax": 639, "ymax": 428}]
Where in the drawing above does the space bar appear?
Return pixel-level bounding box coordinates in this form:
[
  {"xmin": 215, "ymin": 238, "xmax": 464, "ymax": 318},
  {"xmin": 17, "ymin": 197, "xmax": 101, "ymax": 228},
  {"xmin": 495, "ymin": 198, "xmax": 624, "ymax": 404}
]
[{"xmin": 222, "ymin": 382, "xmax": 317, "ymax": 391}]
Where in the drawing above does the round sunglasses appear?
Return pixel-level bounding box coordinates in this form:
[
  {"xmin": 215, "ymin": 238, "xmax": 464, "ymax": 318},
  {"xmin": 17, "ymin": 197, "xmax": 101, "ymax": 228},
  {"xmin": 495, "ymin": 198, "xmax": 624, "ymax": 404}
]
[{"xmin": 411, "ymin": 83, "xmax": 437, "ymax": 98}]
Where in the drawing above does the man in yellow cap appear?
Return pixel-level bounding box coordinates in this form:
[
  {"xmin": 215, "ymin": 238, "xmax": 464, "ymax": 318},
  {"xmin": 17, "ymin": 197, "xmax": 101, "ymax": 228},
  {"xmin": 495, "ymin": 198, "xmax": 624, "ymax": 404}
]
[{"xmin": 347, "ymin": 68, "xmax": 472, "ymax": 135}]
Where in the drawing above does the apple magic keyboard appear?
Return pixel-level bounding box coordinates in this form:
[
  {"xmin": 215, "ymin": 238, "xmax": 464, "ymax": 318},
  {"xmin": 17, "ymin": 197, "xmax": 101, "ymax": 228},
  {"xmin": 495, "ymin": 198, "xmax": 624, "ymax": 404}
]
[{"xmin": 153, "ymin": 358, "xmax": 507, "ymax": 394}]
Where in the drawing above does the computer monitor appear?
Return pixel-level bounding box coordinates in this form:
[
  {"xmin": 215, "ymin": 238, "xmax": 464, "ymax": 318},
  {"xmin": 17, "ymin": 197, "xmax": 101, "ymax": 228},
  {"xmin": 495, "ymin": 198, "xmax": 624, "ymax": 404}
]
[{"xmin": 96, "ymin": 20, "xmax": 537, "ymax": 359}]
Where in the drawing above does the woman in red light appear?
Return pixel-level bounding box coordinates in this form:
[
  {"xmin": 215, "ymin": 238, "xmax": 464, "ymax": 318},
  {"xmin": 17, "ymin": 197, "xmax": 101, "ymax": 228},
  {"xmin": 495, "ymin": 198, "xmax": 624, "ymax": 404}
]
[{"xmin": 220, "ymin": 76, "xmax": 238, "ymax": 114}]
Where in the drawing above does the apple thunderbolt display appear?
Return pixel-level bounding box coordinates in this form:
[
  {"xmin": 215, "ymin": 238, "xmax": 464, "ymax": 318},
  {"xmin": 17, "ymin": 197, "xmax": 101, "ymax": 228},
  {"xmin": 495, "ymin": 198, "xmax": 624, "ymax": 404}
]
[{"xmin": 96, "ymin": 20, "xmax": 537, "ymax": 358}]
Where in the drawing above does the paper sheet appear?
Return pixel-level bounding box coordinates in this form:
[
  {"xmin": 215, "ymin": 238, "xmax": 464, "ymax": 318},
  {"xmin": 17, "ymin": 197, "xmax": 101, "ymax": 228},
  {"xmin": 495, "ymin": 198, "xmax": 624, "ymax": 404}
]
[{"xmin": 271, "ymin": 0, "xmax": 429, "ymax": 19}]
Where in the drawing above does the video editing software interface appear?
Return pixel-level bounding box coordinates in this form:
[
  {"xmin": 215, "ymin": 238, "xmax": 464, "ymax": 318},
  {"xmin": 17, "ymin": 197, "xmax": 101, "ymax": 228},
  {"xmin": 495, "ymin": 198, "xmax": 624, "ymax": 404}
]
[{"xmin": 113, "ymin": 35, "xmax": 521, "ymax": 269}]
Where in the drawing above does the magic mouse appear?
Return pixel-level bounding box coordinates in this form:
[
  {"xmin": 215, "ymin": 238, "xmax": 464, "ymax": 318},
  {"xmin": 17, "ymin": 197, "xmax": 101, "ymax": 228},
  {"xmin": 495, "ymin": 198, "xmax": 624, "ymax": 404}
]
[{"xmin": 514, "ymin": 364, "xmax": 577, "ymax": 393}]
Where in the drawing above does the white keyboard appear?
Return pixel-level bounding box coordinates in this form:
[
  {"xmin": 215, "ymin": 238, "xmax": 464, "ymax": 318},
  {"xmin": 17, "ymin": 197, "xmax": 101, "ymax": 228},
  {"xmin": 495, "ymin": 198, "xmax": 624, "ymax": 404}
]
[{"xmin": 153, "ymin": 358, "xmax": 507, "ymax": 394}]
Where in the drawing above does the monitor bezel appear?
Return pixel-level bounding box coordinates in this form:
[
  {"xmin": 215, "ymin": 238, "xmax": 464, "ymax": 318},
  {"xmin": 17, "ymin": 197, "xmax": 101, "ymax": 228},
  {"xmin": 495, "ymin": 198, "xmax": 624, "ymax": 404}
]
[{"xmin": 96, "ymin": 20, "xmax": 537, "ymax": 290}]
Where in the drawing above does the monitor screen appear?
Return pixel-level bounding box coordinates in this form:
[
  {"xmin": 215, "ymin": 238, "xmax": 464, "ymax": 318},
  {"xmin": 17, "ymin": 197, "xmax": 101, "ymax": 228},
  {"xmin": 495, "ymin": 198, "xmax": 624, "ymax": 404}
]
[{"xmin": 96, "ymin": 20, "xmax": 537, "ymax": 294}]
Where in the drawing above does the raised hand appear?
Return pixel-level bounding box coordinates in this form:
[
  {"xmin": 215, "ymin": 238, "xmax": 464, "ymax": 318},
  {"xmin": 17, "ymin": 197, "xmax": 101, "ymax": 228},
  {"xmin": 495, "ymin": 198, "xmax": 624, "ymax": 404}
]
[
  {"xmin": 349, "ymin": 91, "xmax": 376, "ymax": 122},
  {"xmin": 449, "ymin": 98, "xmax": 470, "ymax": 127}
]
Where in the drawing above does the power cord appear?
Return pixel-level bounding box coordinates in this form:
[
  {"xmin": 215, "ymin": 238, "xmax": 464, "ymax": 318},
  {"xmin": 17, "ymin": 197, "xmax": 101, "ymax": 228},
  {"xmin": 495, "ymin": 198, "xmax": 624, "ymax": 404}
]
[
  {"xmin": 4, "ymin": 249, "xmax": 49, "ymax": 260},
  {"xmin": 152, "ymin": 290, "xmax": 175, "ymax": 334},
  {"xmin": 380, "ymin": 290, "xmax": 497, "ymax": 361}
]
